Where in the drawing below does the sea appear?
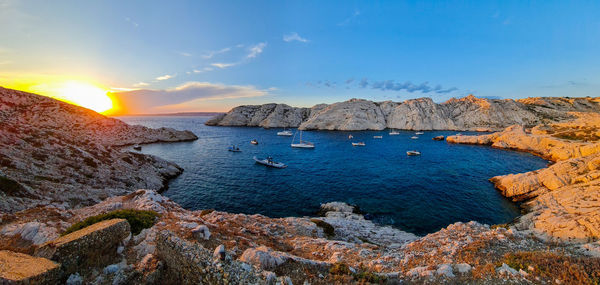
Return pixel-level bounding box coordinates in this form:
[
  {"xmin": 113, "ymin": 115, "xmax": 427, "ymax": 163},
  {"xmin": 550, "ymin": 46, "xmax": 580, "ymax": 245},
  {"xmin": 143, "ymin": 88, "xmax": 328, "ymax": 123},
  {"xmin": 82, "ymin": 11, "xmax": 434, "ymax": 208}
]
[{"xmin": 118, "ymin": 116, "xmax": 548, "ymax": 236}]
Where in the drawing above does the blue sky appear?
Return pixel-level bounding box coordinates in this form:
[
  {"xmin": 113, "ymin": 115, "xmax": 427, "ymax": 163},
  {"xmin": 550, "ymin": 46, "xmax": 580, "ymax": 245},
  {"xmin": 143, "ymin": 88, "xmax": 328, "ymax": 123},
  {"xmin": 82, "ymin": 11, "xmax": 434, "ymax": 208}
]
[{"xmin": 1, "ymin": 0, "xmax": 599, "ymax": 113}]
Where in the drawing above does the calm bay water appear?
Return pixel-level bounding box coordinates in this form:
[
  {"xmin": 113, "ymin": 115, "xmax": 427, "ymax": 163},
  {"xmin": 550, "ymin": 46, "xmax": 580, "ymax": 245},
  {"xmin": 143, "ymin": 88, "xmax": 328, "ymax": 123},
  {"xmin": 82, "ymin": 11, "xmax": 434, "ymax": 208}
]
[{"xmin": 119, "ymin": 116, "xmax": 548, "ymax": 235}]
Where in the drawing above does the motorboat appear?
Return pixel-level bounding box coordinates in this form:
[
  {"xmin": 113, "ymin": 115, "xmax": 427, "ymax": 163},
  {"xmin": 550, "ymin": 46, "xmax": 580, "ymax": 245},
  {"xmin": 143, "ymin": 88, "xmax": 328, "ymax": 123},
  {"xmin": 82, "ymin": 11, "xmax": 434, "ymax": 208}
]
[
  {"xmin": 406, "ymin": 150, "xmax": 421, "ymax": 156},
  {"xmin": 373, "ymin": 136, "xmax": 383, "ymax": 139},
  {"xmin": 389, "ymin": 129, "xmax": 400, "ymax": 135},
  {"xmin": 348, "ymin": 134, "xmax": 354, "ymax": 139},
  {"xmin": 277, "ymin": 128, "xmax": 293, "ymax": 136},
  {"xmin": 291, "ymin": 131, "xmax": 315, "ymax": 148},
  {"xmin": 432, "ymin": 135, "xmax": 445, "ymax": 141},
  {"xmin": 352, "ymin": 142, "xmax": 366, "ymax": 146},
  {"xmin": 228, "ymin": 145, "xmax": 241, "ymax": 152},
  {"xmin": 253, "ymin": 156, "xmax": 287, "ymax": 168},
  {"xmin": 411, "ymin": 136, "xmax": 419, "ymax": 139},
  {"xmin": 251, "ymin": 139, "xmax": 258, "ymax": 145},
  {"xmin": 415, "ymin": 132, "xmax": 424, "ymax": 135},
  {"xmin": 133, "ymin": 144, "xmax": 142, "ymax": 151}
]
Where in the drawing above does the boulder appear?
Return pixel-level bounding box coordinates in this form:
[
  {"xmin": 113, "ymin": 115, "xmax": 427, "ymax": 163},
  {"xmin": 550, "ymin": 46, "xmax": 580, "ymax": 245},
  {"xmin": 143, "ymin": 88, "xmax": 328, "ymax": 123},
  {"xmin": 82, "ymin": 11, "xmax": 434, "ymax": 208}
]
[
  {"xmin": 35, "ymin": 219, "xmax": 130, "ymax": 275},
  {"xmin": 0, "ymin": 250, "xmax": 61, "ymax": 284}
]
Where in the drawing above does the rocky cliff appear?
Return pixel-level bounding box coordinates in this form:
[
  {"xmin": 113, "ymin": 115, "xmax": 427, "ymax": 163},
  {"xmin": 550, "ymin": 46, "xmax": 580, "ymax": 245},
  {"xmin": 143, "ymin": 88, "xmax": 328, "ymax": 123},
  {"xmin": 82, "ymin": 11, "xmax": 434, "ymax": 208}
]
[
  {"xmin": 0, "ymin": 87, "xmax": 198, "ymax": 213},
  {"xmin": 206, "ymin": 95, "xmax": 600, "ymax": 131}
]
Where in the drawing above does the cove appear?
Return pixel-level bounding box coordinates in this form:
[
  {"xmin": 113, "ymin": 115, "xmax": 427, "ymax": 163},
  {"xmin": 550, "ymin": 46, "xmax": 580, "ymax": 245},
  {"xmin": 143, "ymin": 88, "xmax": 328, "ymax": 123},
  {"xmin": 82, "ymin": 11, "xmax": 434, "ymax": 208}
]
[{"xmin": 119, "ymin": 116, "xmax": 549, "ymax": 235}]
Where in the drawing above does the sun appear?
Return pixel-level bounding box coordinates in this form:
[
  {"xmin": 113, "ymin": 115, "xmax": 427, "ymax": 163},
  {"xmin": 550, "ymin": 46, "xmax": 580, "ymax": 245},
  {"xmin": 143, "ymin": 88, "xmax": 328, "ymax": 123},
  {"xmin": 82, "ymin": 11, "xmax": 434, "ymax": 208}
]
[{"xmin": 55, "ymin": 81, "xmax": 113, "ymax": 113}]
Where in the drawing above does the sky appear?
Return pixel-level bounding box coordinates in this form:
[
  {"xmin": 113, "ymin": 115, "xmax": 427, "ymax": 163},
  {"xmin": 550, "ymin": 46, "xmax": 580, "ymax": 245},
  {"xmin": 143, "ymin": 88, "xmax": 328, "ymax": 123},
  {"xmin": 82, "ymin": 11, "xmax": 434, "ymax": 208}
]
[{"xmin": 0, "ymin": 0, "xmax": 599, "ymax": 114}]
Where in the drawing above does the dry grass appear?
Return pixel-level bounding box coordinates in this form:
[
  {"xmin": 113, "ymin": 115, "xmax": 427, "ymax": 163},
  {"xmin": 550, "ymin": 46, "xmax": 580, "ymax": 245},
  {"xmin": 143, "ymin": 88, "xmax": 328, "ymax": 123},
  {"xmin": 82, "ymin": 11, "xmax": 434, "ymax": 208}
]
[{"xmin": 504, "ymin": 251, "xmax": 600, "ymax": 284}]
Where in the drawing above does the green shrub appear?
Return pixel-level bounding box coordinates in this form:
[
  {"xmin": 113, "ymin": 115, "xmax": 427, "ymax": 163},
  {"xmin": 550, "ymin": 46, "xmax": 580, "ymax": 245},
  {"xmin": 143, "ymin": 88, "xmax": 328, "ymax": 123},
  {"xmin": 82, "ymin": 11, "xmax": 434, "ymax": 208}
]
[{"xmin": 62, "ymin": 209, "xmax": 160, "ymax": 236}]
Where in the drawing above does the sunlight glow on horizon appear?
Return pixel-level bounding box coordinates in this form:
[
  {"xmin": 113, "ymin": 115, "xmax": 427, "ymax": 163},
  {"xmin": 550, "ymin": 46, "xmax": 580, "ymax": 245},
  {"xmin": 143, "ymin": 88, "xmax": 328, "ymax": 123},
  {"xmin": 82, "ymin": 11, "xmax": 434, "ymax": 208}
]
[{"xmin": 8, "ymin": 79, "xmax": 114, "ymax": 114}]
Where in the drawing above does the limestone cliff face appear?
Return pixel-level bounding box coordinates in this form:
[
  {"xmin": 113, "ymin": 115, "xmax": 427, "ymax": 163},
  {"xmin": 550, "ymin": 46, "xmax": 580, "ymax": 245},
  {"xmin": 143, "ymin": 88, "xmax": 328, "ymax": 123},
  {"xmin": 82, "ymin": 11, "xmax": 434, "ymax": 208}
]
[
  {"xmin": 206, "ymin": 95, "xmax": 600, "ymax": 131},
  {"xmin": 447, "ymin": 113, "xmax": 600, "ymax": 242},
  {"xmin": 0, "ymin": 87, "xmax": 198, "ymax": 213}
]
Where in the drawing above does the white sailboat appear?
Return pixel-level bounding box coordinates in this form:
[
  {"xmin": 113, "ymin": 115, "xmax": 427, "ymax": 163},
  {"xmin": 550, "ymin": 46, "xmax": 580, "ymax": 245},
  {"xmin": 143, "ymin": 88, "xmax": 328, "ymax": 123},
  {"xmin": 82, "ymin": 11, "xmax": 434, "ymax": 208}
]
[
  {"xmin": 277, "ymin": 128, "xmax": 293, "ymax": 136},
  {"xmin": 389, "ymin": 129, "xmax": 400, "ymax": 135},
  {"xmin": 291, "ymin": 130, "xmax": 315, "ymax": 148}
]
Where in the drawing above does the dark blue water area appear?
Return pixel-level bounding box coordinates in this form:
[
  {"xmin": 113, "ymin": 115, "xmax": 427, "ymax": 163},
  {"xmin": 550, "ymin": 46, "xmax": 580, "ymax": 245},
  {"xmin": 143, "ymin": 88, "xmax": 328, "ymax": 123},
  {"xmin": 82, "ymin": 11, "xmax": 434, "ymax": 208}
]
[{"xmin": 118, "ymin": 116, "xmax": 549, "ymax": 236}]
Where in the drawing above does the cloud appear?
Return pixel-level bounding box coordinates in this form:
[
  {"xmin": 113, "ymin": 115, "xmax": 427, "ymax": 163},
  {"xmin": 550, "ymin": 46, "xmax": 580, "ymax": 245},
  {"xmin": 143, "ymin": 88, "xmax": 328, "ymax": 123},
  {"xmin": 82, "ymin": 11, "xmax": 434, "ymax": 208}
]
[
  {"xmin": 156, "ymin": 74, "xmax": 174, "ymax": 81},
  {"xmin": 191, "ymin": 67, "xmax": 214, "ymax": 73},
  {"xmin": 247, "ymin": 42, "xmax": 266, "ymax": 58},
  {"xmin": 368, "ymin": 80, "xmax": 458, "ymax": 94},
  {"xmin": 133, "ymin": 82, "xmax": 149, "ymax": 87},
  {"xmin": 125, "ymin": 17, "xmax": 139, "ymax": 28},
  {"xmin": 358, "ymin": 78, "xmax": 368, "ymax": 88},
  {"xmin": 178, "ymin": 51, "xmax": 192, "ymax": 57},
  {"xmin": 201, "ymin": 47, "xmax": 232, "ymax": 59},
  {"xmin": 109, "ymin": 81, "xmax": 270, "ymax": 114},
  {"xmin": 283, "ymin": 32, "xmax": 309, "ymax": 43},
  {"xmin": 211, "ymin": 62, "xmax": 237, "ymax": 69},
  {"xmin": 345, "ymin": 78, "xmax": 354, "ymax": 84},
  {"xmin": 338, "ymin": 10, "xmax": 360, "ymax": 26}
]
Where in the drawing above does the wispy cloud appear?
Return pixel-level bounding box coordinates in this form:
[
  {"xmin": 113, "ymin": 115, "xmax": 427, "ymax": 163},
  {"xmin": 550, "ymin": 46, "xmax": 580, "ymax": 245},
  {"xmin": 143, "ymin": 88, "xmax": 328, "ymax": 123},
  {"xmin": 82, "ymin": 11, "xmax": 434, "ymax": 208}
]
[
  {"xmin": 201, "ymin": 47, "xmax": 232, "ymax": 59},
  {"xmin": 247, "ymin": 42, "xmax": 266, "ymax": 58},
  {"xmin": 125, "ymin": 17, "xmax": 139, "ymax": 28},
  {"xmin": 338, "ymin": 10, "xmax": 360, "ymax": 26},
  {"xmin": 283, "ymin": 32, "xmax": 309, "ymax": 43},
  {"xmin": 311, "ymin": 78, "xmax": 458, "ymax": 94},
  {"xmin": 368, "ymin": 80, "xmax": 458, "ymax": 94},
  {"xmin": 191, "ymin": 67, "xmax": 214, "ymax": 73},
  {"xmin": 177, "ymin": 51, "xmax": 192, "ymax": 57},
  {"xmin": 110, "ymin": 81, "xmax": 271, "ymax": 114},
  {"xmin": 211, "ymin": 62, "xmax": 237, "ymax": 69},
  {"xmin": 156, "ymin": 74, "xmax": 174, "ymax": 81},
  {"xmin": 133, "ymin": 82, "xmax": 149, "ymax": 87}
]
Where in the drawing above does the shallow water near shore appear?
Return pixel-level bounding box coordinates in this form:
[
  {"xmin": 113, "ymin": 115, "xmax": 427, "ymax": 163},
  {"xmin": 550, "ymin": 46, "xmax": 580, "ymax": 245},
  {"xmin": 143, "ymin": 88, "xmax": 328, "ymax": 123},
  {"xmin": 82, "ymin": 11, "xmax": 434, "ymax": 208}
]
[{"xmin": 119, "ymin": 116, "xmax": 548, "ymax": 236}]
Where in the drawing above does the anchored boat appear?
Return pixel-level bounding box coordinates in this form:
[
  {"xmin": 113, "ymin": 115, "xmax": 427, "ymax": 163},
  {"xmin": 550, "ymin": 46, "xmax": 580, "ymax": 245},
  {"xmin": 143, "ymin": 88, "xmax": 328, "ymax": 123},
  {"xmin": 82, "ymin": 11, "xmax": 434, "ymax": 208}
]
[
  {"xmin": 277, "ymin": 128, "xmax": 293, "ymax": 136},
  {"xmin": 411, "ymin": 136, "xmax": 419, "ymax": 139},
  {"xmin": 406, "ymin": 150, "xmax": 421, "ymax": 156},
  {"xmin": 373, "ymin": 135, "xmax": 383, "ymax": 139},
  {"xmin": 251, "ymin": 139, "xmax": 258, "ymax": 145},
  {"xmin": 352, "ymin": 142, "xmax": 366, "ymax": 146},
  {"xmin": 228, "ymin": 145, "xmax": 241, "ymax": 152},
  {"xmin": 291, "ymin": 131, "xmax": 315, "ymax": 148},
  {"xmin": 415, "ymin": 132, "xmax": 424, "ymax": 135},
  {"xmin": 253, "ymin": 156, "xmax": 287, "ymax": 168},
  {"xmin": 389, "ymin": 129, "xmax": 400, "ymax": 135}
]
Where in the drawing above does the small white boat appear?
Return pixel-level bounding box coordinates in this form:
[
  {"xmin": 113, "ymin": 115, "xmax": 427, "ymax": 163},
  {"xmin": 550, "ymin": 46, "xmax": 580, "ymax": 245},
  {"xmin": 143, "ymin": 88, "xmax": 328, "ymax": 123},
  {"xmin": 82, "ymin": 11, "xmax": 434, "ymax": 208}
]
[
  {"xmin": 373, "ymin": 136, "xmax": 383, "ymax": 139},
  {"xmin": 348, "ymin": 134, "xmax": 354, "ymax": 139},
  {"xmin": 251, "ymin": 139, "xmax": 258, "ymax": 145},
  {"xmin": 415, "ymin": 132, "xmax": 424, "ymax": 135},
  {"xmin": 389, "ymin": 129, "xmax": 400, "ymax": 135},
  {"xmin": 352, "ymin": 142, "xmax": 366, "ymax": 146},
  {"xmin": 291, "ymin": 131, "xmax": 315, "ymax": 149},
  {"xmin": 277, "ymin": 128, "xmax": 293, "ymax": 136},
  {"xmin": 133, "ymin": 144, "xmax": 142, "ymax": 151},
  {"xmin": 253, "ymin": 156, "xmax": 287, "ymax": 168},
  {"xmin": 228, "ymin": 145, "xmax": 241, "ymax": 152},
  {"xmin": 411, "ymin": 136, "xmax": 419, "ymax": 139},
  {"xmin": 407, "ymin": 150, "xmax": 421, "ymax": 156}
]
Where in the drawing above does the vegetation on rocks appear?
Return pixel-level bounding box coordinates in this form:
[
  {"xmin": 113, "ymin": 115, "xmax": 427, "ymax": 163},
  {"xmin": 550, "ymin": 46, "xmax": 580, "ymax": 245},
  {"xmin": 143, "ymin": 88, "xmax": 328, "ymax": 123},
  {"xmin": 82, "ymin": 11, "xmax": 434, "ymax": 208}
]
[
  {"xmin": 504, "ymin": 251, "xmax": 600, "ymax": 284},
  {"xmin": 62, "ymin": 209, "xmax": 159, "ymax": 236}
]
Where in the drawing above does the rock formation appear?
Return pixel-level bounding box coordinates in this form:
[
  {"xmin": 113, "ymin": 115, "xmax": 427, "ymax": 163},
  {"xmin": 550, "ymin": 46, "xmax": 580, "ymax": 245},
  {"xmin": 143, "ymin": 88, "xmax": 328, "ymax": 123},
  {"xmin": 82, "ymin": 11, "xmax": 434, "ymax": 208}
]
[
  {"xmin": 448, "ymin": 112, "xmax": 600, "ymax": 243},
  {"xmin": 206, "ymin": 95, "xmax": 600, "ymax": 131},
  {"xmin": 1, "ymin": 87, "xmax": 599, "ymax": 284},
  {"xmin": 0, "ymin": 87, "xmax": 198, "ymax": 212}
]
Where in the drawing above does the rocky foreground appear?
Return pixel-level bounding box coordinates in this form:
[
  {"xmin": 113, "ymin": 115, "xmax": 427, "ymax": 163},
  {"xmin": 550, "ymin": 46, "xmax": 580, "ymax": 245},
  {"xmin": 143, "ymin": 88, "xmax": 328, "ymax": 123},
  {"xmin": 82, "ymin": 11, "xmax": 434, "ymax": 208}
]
[
  {"xmin": 0, "ymin": 87, "xmax": 197, "ymax": 213},
  {"xmin": 206, "ymin": 95, "xmax": 600, "ymax": 131},
  {"xmin": 1, "ymin": 88, "xmax": 600, "ymax": 284}
]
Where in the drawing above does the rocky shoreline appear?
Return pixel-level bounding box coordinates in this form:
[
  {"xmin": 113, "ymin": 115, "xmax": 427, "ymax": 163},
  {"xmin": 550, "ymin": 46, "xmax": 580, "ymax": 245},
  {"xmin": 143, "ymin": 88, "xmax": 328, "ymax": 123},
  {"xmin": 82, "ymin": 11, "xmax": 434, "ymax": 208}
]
[
  {"xmin": 1, "ymin": 87, "xmax": 599, "ymax": 284},
  {"xmin": 206, "ymin": 95, "xmax": 600, "ymax": 131}
]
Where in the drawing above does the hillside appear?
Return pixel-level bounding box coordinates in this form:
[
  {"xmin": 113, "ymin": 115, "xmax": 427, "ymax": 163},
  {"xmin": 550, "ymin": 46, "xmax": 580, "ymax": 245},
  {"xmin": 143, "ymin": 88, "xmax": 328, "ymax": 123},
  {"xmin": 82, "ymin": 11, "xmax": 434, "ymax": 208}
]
[
  {"xmin": 206, "ymin": 95, "xmax": 600, "ymax": 131},
  {"xmin": 0, "ymin": 87, "xmax": 198, "ymax": 212}
]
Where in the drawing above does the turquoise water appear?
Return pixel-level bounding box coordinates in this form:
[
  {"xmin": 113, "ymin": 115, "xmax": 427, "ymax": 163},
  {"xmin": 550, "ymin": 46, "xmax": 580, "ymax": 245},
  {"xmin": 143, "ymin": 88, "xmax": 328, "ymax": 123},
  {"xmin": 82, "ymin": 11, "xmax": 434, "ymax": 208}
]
[{"xmin": 119, "ymin": 116, "xmax": 548, "ymax": 235}]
